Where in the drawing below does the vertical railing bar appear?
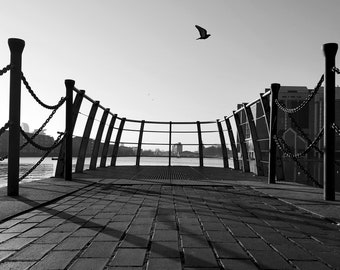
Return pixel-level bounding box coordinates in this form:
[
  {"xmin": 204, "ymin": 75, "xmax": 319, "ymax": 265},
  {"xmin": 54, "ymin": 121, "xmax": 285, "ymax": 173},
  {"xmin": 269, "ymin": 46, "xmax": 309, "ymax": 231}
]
[
  {"xmin": 55, "ymin": 89, "xmax": 84, "ymax": 178},
  {"xmin": 100, "ymin": 114, "xmax": 117, "ymax": 167},
  {"xmin": 111, "ymin": 118, "xmax": 126, "ymax": 166},
  {"xmin": 224, "ymin": 117, "xmax": 239, "ymax": 170},
  {"xmin": 136, "ymin": 120, "xmax": 145, "ymax": 166},
  {"xmin": 7, "ymin": 38, "xmax": 25, "ymax": 196},
  {"xmin": 233, "ymin": 109, "xmax": 250, "ymax": 172},
  {"xmin": 197, "ymin": 121, "xmax": 204, "ymax": 167},
  {"xmin": 268, "ymin": 83, "xmax": 280, "ymax": 184},
  {"xmin": 259, "ymin": 91, "xmax": 271, "ymax": 134},
  {"xmin": 323, "ymin": 43, "xmax": 338, "ymax": 201},
  {"xmin": 169, "ymin": 121, "xmax": 172, "ymax": 166},
  {"xmin": 89, "ymin": 108, "xmax": 110, "ymax": 170},
  {"xmin": 217, "ymin": 119, "xmax": 229, "ymax": 168},
  {"xmin": 75, "ymin": 101, "xmax": 99, "ymax": 173}
]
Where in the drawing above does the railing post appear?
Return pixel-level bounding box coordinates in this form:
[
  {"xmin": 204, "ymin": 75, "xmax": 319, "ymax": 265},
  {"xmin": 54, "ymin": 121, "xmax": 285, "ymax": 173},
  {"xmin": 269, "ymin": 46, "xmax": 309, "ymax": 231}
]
[
  {"xmin": 7, "ymin": 38, "xmax": 25, "ymax": 196},
  {"xmin": 111, "ymin": 118, "xmax": 125, "ymax": 166},
  {"xmin": 90, "ymin": 108, "xmax": 110, "ymax": 170},
  {"xmin": 268, "ymin": 83, "xmax": 280, "ymax": 184},
  {"xmin": 233, "ymin": 110, "xmax": 250, "ymax": 172},
  {"xmin": 217, "ymin": 120, "xmax": 229, "ymax": 168},
  {"xmin": 64, "ymin": 79, "xmax": 75, "ymax": 180},
  {"xmin": 323, "ymin": 43, "xmax": 338, "ymax": 201},
  {"xmin": 169, "ymin": 121, "xmax": 172, "ymax": 166},
  {"xmin": 196, "ymin": 121, "xmax": 204, "ymax": 167},
  {"xmin": 136, "ymin": 120, "xmax": 145, "ymax": 166},
  {"xmin": 243, "ymin": 103, "xmax": 264, "ymax": 176},
  {"xmin": 100, "ymin": 114, "xmax": 117, "ymax": 167},
  {"xmin": 225, "ymin": 117, "xmax": 239, "ymax": 170},
  {"xmin": 75, "ymin": 101, "xmax": 99, "ymax": 173},
  {"xmin": 55, "ymin": 89, "xmax": 84, "ymax": 178}
]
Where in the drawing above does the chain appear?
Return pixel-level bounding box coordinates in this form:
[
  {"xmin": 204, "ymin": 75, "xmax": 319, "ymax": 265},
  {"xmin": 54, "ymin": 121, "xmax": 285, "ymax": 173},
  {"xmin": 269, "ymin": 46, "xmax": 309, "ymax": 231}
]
[
  {"xmin": 332, "ymin": 123, "xmax": 340, "ymax": 136},
  {"xmin": 333, "ymin": 67, "xmax": 340, "ymax": 74},
  {"xmin": 289, "ymin": 115, "xmax": 323, "ymax": 155},
  {"xmin": 275, "ymin": 74, "xmax": 324, "ymax": 114},
  {"xmin": 21, "ymin": 72, "xmax": 66, "ymax": 110},
  {"xmin": 20, "ymin": 127, "xmax": 64, "ymax": 152},
  {"xmin": 274, "ymin": 135, "xmax": 323, "ymax": 188},
  {"xmin": 0, "ymin": 121, "xmax": 10, "ymax": 137},
  {"xmin": 19, "ymin": 133, "xmax": 64, "ymax": 181},
  {"xmin": 0, "ymin": 64, "xmax": 11, "ymax": 76}
]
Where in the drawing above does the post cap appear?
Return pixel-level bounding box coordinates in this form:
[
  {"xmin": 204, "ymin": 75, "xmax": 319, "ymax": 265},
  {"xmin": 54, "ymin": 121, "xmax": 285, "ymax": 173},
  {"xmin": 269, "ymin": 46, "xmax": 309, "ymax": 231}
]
[
  {"xmin": 65, "ymin": 79, "xmax": 75, "ymax": 89},
  {"xmin": 323, "ymin": 43, "xmax": 338, "ymax": 57},
  {"xmin": 8, "ymin": 38, "xmax": 25, "ymax": 53}
]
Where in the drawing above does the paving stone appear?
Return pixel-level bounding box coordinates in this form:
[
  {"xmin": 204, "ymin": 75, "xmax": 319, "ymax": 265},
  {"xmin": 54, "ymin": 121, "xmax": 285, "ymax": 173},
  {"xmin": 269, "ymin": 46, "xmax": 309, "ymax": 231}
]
[
  {"xmin": 92, "ymin": 229, "xmax": 123, "ymax": 242},
  {"xmin": 201, "ymin": 222, "xmax": 225, "ymax": 231},
  {"xmin": 0, "ymin": 251, "xmax": 15, "ymax": 262},
  {"xmin": 275, "ymin": 244, "xmax": 315, "ymax": 260},
  {"xmin": 147, "ymin": 258, "xmax": 181, "ymax": 270},
  {"xmin": 22, "ymin": 215, "xmax": 50, "ymax": 223},
  {"xmin": 69, "ymin": 258, "xmax": 108, "ymax": 270},
  {"xmin": 81, "ymin": 241, "xmax": 118, "ymax": 258},
  {"xmin": 54, "ymin": 236, "xmax": 92, "ymax": 250},
  {"xmin": 8, "ymin": 243, "xmax": 55, "ymax": 261},
  {"xmin": 249, "ymin": 250, "xmax": 295, "ymax": 269},
  {"xmin": 20, "ymin": 227, "xmax": 51, "ymax": 238},
  {"xmin": 29, "ymin": 250, "xmax": 78, "ymax": 270},
  {"xmin": 71, "ymin": 228, "xmax": 99, "ymax": 237},
  {"xmin": 110, "ymin": 248, "xmax": 146, "ymax": 266},
  {"xmin": 0, "ymin": 261, "xmax": 35, "ymax": 270},
  {"xmin": 153, "ymin": 230, "xmax": 178, "ymax": 241},
  {"xmin": 293, "ymin": 238, "xmax": 333, "ymax": 252},
  {"xmin": 53, "ymin": 222, "xmax": 82, "ymax": 232},
  {"xmin": 35, "ymin": 232, "xmax": 71, "ymax": 244},
  {"xmin": 121, "ymin": 234, "xmax": 149, "ymax": 248},
  {"xmin": 238, "ymin": 238, "xmax": 272, "ymax": 250},
  {"xmin": 0, "ymin": 237, "xmax": 35, "ymax": 250},
  {"xmin": 206, "ymin": 231, "xmax": 236, "ymax": 243},
  {"xmin": 183, "ymin": 248, "xmax": 219, "ymax": 267},
  {"xmin": 35, "ymin": 218, "xmax": 65, "ymax": 228},
  {"xmin": 221, "ymin": 259, "xmax": 258, "ymax": 270},
  {"xmin": 213, "ymin": 242, "xmax": 249, "ymax": 259},
  {"xmin": 128, "ymin": 224, "xmax": 152, "ymax": 234},
  {"xmin": 150, "ymin": 241, "xmax": 180, "ymax": 258},
  {"xmin": 106, "ymin": 222, "xmax": 130, "ymax": 230},
  {"xmin": 0, "ymin": 233, "xmax": 19, "ymax": 244},
  {"xmin": 292, "ymin": 260, "xmax": 331, "ymax": 270},
  {"xmin": 181, "ymin": 235, "xmax": 210, "ymax": 247},
  {"xmin": 0, "ymin": 219, "xmax": 22, "ymax": 229},
  {"xmin": 3, "ymin": 223, "xmax": 37, "ymax": 233}
]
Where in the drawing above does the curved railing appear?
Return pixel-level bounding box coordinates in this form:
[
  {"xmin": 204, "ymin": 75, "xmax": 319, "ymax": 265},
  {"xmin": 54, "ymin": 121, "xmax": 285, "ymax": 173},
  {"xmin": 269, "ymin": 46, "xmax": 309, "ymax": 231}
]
[{"xmin": 0, "ymin": 38, "xmax": 339, "ymax": 201}]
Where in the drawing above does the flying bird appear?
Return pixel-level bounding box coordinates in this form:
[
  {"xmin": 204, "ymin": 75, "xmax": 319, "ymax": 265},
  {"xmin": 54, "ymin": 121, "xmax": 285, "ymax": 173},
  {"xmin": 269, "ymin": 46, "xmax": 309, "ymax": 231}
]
[{"xmin": 195, "ymin": 25, "xmax": 210, "ymax": 40}]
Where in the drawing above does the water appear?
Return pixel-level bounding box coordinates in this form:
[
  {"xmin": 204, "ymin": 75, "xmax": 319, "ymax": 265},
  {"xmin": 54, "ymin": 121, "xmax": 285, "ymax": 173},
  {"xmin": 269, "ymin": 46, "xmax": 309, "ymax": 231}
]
[{"xmin": 0, "ymin": 156, "xmax": 224, "ymax": 188}]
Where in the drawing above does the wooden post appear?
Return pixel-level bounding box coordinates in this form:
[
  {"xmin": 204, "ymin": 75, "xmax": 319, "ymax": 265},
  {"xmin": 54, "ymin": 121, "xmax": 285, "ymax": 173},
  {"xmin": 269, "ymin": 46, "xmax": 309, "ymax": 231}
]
[
  {"xmin": 75, "ymin": 101, "xmax": 99, "ymax": 172},
  {"xmin": 243, "ymin": 103, "xmax": 264, "ymax": 176},
  {"xmin": 55, "ymin": 89, "xmax": 84, "ymax": 178},
  {"xmin": 233, "ymin": 110, "xmax": 250, "ymax": 172},
  {"xmin": 7, "ymin": 38, "xmax": 25, "ymax": 196},
  {"xmin": 90, "ymin": 108, "xmax": 110, "ymax": 170},
  {"xmin": 268, "ymin": 83, "xmax": 280, "ymax": 184},
  {"xmin": 225, "ymin": 117, "xmax": 239, "ymax": 170},
  {"xmin": 217, "ymin": 120, "xmax": 229, "ymax": 168},
  {"xmin": 100, "ymin": 114, "xmax": 117, "ymax": 167},
  {"xmin": 259, "ymin": 92, "xmax": 271, "ymax": 133},
  {"xmin": 111, "ymin": 118, "xmax": 125, "ymax": 166},
  {"xmin": 323, "ymin": 43, "xmax": 338, "ymax": 201},
  {"xmin": 196, "ymin": 121, "xmax": 204, "ymax": 167},
  {"xmin": 136, "ymin": 120, "xmax": 145, "ymax": 166},
  {"xmin": 64, "ymin": 79, "xmax": 75, "ymax": 180},
  {"xmin": 169, "ymin": 121, "xmax": 172, "ymax": 166}
]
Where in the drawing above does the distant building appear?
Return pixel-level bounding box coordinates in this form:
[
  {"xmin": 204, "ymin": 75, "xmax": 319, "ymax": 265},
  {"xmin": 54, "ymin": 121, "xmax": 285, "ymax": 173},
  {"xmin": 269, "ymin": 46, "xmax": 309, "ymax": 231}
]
[{"xmin": 172, "ymin": 143, "xmax": 183, "ymax": 156}]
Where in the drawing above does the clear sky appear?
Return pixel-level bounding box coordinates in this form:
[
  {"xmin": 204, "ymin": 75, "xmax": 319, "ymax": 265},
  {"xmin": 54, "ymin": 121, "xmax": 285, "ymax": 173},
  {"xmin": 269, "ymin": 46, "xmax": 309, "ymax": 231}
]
[{"xmin": 0, "ymin": 0, "xmax": 339, "ymax": 141}]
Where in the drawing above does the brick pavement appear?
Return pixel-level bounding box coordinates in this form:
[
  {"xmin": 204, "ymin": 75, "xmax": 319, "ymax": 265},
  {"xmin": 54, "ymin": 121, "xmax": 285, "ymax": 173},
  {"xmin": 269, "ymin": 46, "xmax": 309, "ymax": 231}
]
[{"xmin": 0, "ymin": 175, "xmax": 340, "ymax": 270}]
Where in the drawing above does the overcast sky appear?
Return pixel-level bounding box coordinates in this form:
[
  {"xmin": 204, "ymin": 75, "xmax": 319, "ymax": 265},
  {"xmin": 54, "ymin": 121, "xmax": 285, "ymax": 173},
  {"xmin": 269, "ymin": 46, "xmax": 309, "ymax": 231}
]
[{"xmin": 0, "ymin": 0, "xmax": 339, "ymax": 141}]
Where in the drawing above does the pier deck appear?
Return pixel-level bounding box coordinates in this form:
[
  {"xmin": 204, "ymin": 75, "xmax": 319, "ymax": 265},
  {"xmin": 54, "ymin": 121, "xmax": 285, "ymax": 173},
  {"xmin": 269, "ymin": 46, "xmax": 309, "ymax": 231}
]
[{"xmin": 0, "ymin": 166, "xmax": 340, "ymax": 269}]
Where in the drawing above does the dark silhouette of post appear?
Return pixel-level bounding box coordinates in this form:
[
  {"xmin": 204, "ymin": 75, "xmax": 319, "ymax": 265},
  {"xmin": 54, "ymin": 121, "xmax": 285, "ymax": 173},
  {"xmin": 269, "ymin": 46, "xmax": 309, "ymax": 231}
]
[
  {"xmin": 225, "ymin": 117, "xmax": 239, "ymax": 170},
  {"xmin": 100, "ymin": 114, "xmax": 117, "ymax": 167},
  {"xmin": 196, "ymin": 121, "xmax": 204, "ymax": 167},
  {"xmin": 217, "ymin": 120, "xmax": 229, "ymax": 168},
  {"xmin": 168, "ymin": 122, "xmax": 172, "ymax": 166},
  {"xmin": 323, "ymin": 43, "xmax": 338, "ymax": 201},
  {"xmin": 111, "ymin": 118, "xmax": 125, "ymax": 166},
  {"xmin": 268, "ymin": 83, "xmax": 280, "ymax": 184},
  {"xmin": 233, "ymin": 110, "xmax": 250, "ymax": 172},
  {"xmin": 136, "ymin": 120, "xmax": 145, "ymax": 166},
  {"xmin": 64, "ymin": 80, "xmax": 75, "ymax": 180},
  {"xmin": 7, "ymin": 38, "xmax": 25, "ymax": 196}
]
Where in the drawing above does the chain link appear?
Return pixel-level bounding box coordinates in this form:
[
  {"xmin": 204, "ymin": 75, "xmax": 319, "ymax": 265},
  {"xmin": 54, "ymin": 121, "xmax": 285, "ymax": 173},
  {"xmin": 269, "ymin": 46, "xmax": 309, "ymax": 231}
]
[
  {"xmin": 19, "ymin": 133, "xmax": 64, "ymax": 181},
  {"xmin": 333, "ymin": 67, "xmax": 340, "ymax": 74},
  {"xmin": 21, "ymin": 72, "xmax": 66, "ymax": 110},
  {"xmin": 332, "ymin": 123, "xmax": 340, "ymax": 136},
  {"xmin": 275, "ymin": 74, "xmax": 324, "ymax": 114},
  {"xmin": 274, "ymin": 135, "xmax": 323, "ymax": 188},
  {"xmin": 0, "ymin": 64, "xmax": 11, "ymax": 76}
]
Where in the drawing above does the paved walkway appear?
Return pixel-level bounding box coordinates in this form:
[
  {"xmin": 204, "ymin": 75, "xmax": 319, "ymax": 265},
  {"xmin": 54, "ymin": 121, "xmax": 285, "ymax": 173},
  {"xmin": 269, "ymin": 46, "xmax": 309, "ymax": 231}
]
[{"xmin": 0, "ymin": 166, "xmax": 339, "ymax": 269}]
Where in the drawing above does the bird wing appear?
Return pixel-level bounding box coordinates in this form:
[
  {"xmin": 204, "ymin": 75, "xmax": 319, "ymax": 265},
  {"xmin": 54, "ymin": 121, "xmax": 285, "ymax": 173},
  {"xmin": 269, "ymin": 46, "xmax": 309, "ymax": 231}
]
[{"xmin": 195, "ymin": 25, "xmax": 208, "ymax": 37}]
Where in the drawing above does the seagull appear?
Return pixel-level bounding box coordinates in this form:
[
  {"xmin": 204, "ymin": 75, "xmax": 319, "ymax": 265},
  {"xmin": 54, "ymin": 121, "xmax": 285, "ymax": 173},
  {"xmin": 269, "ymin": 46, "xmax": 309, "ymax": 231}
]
[{"xmin": 195, "ymin": 25, "xmax": 211, "ymax": 40}]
